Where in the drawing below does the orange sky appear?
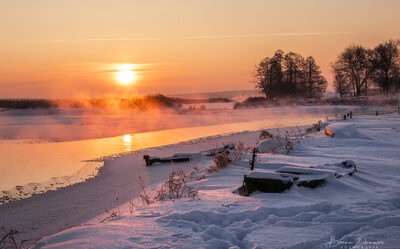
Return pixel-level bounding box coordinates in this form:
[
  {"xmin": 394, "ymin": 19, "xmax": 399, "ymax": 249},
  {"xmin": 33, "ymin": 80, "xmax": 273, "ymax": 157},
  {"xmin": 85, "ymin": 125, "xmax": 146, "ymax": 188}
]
[{"xmin": 1, "ymin": 0, "xmax": 399, "ymax": 98}]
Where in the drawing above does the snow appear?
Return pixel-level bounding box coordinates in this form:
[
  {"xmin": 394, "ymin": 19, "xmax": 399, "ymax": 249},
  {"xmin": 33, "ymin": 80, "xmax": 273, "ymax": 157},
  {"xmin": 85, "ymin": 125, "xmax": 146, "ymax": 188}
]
[
  {"xmin": 246, "ymin": 170, "xmax": 294, "ymax": 182},
  {"xmin": 255, "ymin": 138, "xmax": 286, "ymax": 154},
  {"xmin": 276, "ymin": 166, "xmax": 336, "ymax": 175},
  {"xmin": 324, "ymin": 122, "xmax": 371, "ymax": 139},
  {"xmin": 29, "ymin": 112, "xmax": 400, "ymax": 249}
]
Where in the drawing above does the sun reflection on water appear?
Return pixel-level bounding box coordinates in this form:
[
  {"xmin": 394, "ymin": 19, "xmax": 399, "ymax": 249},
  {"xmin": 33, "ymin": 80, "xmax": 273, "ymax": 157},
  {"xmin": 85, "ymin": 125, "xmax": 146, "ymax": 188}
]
[{"xmin": 123, "ymin": 134, "xmax": 133, "ymax": 151}]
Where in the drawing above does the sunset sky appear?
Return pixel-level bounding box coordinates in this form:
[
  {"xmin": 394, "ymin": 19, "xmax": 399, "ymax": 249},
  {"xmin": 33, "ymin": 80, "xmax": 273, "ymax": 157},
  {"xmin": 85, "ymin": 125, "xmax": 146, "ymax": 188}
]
[{"xmin": 1, "ymin": 0, "xmax": 399, "ymax": 98}]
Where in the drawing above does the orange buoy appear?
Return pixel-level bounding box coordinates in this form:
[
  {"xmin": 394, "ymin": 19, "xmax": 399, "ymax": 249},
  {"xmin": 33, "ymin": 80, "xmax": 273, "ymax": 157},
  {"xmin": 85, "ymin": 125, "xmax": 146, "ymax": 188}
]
[{"xmin": 324, "ymin": 129, "xmax": 334, "ymax": 137}]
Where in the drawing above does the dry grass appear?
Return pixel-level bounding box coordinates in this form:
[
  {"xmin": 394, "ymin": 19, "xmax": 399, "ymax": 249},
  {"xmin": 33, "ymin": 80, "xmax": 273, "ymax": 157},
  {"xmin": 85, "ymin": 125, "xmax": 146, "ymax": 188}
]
[
  {"xmin": 305, "ymin": 121, "xmax": 322, "ymax": 134},
  {"xmin": 257, "ymin": 129, "xmax": 300, "ymax": 154},
  {"xmin": 259, "ymin": 130, "xmax": 274, "ymax": 140},
  {"xmin": 231, "ymin": 142, "xmax": 252, "ymax": 161},
  {"xmin": 208, "ymin": 149, "xmax": 232, "ymax": 172},
  {"xmin": 135, "ymin": 166, "xmax": 199, "ymax": 207},
  {"xmin": 99, "ymin": 210, "xmax": 119, "ymax": 223}
]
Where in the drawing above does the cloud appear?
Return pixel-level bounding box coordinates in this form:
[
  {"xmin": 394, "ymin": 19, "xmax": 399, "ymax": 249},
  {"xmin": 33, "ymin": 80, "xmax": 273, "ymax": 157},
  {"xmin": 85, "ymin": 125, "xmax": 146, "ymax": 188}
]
[{"xmin": 33, "ymin": 31, "xmax": 373, "ymax": 43}]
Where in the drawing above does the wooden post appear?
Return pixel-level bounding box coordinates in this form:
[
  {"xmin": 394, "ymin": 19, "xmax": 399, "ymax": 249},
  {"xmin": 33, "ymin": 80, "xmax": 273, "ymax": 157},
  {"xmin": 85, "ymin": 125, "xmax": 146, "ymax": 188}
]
[
  {"xmin": 376, "ymin": 110, "xmax": 378, "ymax": 116},
  {"xmin": 250, "ymin": 148, "xmax": 256, "ymax": 170},
  {"xmin": 343, "ymin": 114, "xmax": 346, "ymax": 120},
  {"xmin": 350, "ymin": 111, "xmax": 352, "ymax": 119}
]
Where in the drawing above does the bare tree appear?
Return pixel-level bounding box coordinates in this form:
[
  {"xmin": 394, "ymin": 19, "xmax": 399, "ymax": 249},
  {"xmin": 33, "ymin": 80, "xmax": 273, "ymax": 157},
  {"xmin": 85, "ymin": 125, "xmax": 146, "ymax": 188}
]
[
  {"xmin": 372, "ymin": 39, "xmax": 400, "ymax": 94},
  {"xmin": 255, "ymin": 57, "xmax": 272, "ymax": 99},
  {"xmin": 304, "ymin": 56, "xmax": 327, "ymax": 98},
  {"xmin": 332, "ymin": 63, "xmax": 351, "ymax": 97},
  {"xmin": 255, "ymin": 50, "xmax": 284, "ymax": 99},
  {"xmin": 283, "ymin": 52, "xmax": 305, "ymax": 96},
  {"xmin": 332, "ymin": 45, "xmax": 374, "ymax": 96}
]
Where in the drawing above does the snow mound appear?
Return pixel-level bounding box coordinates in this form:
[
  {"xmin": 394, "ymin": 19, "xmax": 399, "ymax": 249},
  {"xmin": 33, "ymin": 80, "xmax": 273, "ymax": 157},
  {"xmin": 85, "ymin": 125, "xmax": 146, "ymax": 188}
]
[
  {"xmin": 324, "ymin": 123, "xmax": 370, "ymax": 139},
  {"xmin": 276, "ymin": 166, "xmax": 336, "ymax": 175},
  {"xmin": 246, "ymin": 170, "xmax": 294, "ymax": 182},
  {"xmin": 256, "ymin": 138, "xmax": 289, "ymax": 154}
]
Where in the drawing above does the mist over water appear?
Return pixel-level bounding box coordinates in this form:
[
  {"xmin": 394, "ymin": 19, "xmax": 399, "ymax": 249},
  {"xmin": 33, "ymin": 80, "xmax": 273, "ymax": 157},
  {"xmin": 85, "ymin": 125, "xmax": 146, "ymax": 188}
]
[
  {"xmin": 0, "ymin": 105, "xmax": 361, "ymax": 204},
  {"xmin": 0, "ymin": 104, "xmax": 347, "ymax": 142}
]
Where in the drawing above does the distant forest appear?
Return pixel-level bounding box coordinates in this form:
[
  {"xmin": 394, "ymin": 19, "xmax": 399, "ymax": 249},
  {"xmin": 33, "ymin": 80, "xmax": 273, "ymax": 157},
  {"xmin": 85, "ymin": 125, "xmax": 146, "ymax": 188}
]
[
  {"xmin": 254, "ymin": 50, "xmax": 327, "ymax": 99},
  {"xmin": 255, "ymin": 39, "xmax": 400, "ymax": 99},
  {"xmin": 0, "ymin": 95, "xmax": 232, "ymax": 110}
]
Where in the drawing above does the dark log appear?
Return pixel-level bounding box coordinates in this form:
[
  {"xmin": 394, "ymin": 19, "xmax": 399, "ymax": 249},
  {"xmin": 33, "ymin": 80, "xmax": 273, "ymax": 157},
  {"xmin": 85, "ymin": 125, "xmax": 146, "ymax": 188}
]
[
  {"xmin": 201, "ymin": 144, "xmax": 234, "ymax": 156},
  {"xmin": 143, "ymin": 155, "xmax": 190, "ymax": 166}
]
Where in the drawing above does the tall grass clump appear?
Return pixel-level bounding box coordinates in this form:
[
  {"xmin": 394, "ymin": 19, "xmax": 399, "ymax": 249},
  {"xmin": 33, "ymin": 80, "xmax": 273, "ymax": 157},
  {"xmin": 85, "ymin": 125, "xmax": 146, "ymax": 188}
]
[{"xmin": 136, "ymin": 166, "xmax": 199, "ymax": 206}]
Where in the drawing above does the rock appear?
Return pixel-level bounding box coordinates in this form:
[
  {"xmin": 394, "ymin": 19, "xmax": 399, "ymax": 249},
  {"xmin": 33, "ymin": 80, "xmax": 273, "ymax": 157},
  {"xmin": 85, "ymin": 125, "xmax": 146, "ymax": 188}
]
[{"xmin": 240, "ymin": 171, "xmax": 295, "ymax": 195}]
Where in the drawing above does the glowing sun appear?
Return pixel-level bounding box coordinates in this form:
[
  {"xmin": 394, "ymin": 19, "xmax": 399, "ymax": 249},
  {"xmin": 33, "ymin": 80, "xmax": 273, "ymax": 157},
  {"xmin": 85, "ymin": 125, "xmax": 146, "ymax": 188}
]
[{"xmin": 116, "ymin": 64, "xmax": 137, "ymax": 85}]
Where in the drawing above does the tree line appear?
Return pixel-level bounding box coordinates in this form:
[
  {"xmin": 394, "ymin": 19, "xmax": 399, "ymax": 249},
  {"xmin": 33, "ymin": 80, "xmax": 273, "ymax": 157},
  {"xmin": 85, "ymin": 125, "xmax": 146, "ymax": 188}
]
[
  {"xmin": 332, "ymin": 40, "xmax": 400, "ymax": 96},
  {"xmin": 254, "ymin": 50, "xmax": 327, "ymax": 99},
  {"xmin": 254, "ymin": 39, "xmax": 400, "ymax": 98}
]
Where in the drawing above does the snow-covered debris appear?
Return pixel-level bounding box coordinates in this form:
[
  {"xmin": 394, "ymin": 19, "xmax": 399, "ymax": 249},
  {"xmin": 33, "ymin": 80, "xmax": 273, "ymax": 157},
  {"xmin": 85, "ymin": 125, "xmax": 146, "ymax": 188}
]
[
  {"xmin": 143, "ymin": 154, "xmax": 191, "ymax": 166},
  {"xmin": 324, "ymin": 123, "xmax": 370, "ymax": 139},
  {"xmin": 239, "ymin": 160, "xmax": 356, "ymax": 195},
  {"xmin": 312, "ymin": 160, "xmax": 357, "ymax": 177},
  {"xmin": 255, "ymin": 136, "xmax": 296, "ymax": 154},
  {"xmin": 246, "ymin": 170, "xmax": 294, "ymax": 182},
  {"xmin": 276, "ymin": 165, "xmax": 336, "ymax": 175},
  {"xmin": 238, "ymin": 170, "xmax": 295, "ymax": 195},
  {"xmin": 199, "ymin": 144, "xmax": 235, "ymax": 156},
  {"xmin": 256, "ymin": 138, "xmax": 283, "ymax": 153}
]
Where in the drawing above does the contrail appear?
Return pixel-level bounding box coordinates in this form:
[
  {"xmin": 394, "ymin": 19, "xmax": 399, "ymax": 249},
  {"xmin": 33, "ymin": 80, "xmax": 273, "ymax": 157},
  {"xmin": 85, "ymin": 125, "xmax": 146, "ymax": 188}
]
[{"xmin": 33, "ymin": 31, "xmax": 373, "ymax": 43}]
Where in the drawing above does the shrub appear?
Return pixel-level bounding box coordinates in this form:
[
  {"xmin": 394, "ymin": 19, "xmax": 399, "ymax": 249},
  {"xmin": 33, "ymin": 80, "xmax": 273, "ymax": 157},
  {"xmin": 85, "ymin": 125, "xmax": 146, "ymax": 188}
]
[
  {"xmin": 233, "ymin": 97, "xmax": 267, "ymax": 109},
  {"xmin": 0, "ymin": 99, "xmax": 55, "ymax": 109},
  {"xmin": 257, "ymin": 130, "xmax": 300, "ymax": 154},
  {"xmin": 208, "ymin": 149, "xmax": 232, "ymax": 172},
  {"xmin": 155, "ymin": 167, "xmax": 198, "ymax": 200},
  {"xmin": 259, "ymin": 130, "xmax": 274, "ymax": 140},
  {"xmin": 136, "ymin": 166, "xmax": 199, "ymax": 206},
  {"xmin": 231, "ymin": 141, "xmax": 251, "ymax": 161},
  {"xmin": 305, "ymin": 121, "xmax": 322, "ymax": 133}
]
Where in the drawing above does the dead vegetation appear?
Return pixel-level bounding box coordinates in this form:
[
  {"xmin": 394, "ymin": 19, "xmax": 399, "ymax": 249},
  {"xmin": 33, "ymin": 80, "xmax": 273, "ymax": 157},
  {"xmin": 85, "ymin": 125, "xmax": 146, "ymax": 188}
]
[
  {"xmin": 208, "ymin": 149, "xmax": 232, "ymax": 173},
  {"xmin": 305, "ymin": 121, "xmax": 322, "ymax": 134},
  {"xmin": 230, "ymin": 142, "xmax": 252, "ymax": 161},
  {"xmin": 259, "ymin": 130, "xmax": 274, "ymax": 140},
  {"xmin": 257, "ymin": 129, "xmax": 300, "ymax": 154},
  {"xmin": 99, "ymin": 210, "xmax": 119, "ymax": 223},
  {"xmin": 135, "ymin": 166, "xmax": 199, "ymax": 207}
]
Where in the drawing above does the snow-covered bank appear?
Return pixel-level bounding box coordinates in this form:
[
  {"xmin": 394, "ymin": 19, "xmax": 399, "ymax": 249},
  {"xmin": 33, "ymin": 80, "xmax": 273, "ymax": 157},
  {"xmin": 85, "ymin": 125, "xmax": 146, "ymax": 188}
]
[
  {"xmin": 32, "ymin": 113, "xmax": 400, "ymax": 249},
  {"xmin": 0, "ymin": 125, "xmax": 278, "ymax": 244}
]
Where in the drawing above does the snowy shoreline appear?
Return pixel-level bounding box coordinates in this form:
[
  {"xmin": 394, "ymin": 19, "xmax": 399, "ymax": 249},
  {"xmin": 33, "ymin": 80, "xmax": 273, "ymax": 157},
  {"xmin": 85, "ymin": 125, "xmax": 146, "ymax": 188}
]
[
  {"xmin": 1, "ymin": 112, "xmax": 399, "ymax": 248},
  {"xmin": 1, "ymin": 123, "xmax": 310, "ymax": 244},
  {"xmin": 33, "ymin": 113, "xmax": 400, "ymax": 248}
]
